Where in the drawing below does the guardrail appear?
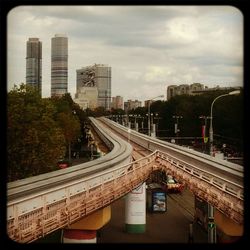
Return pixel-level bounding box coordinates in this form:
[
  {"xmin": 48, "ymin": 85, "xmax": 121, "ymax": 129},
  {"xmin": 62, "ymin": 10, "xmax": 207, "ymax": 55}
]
[
  {"xmin": 100, "ymin": 117, "xmax": 243, "ymax": 186},
  {"xmin": 7, "ymin": 117, "xmax": 244, "ymax": 243},
  {"xmin": 155, "ymin": 151, "xmax": 243, "ymax": 223},
  {"xmin": 99, "ymin": 117, "xmax": 244, "ymax": 223},
  {"xmin": 7, "ymin": 117, "xmax": 133, "ymax": 243}
]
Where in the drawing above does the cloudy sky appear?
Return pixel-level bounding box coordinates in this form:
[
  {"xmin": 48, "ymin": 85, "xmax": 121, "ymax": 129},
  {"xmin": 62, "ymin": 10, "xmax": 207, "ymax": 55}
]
[{"xmin": 7, "ymin": 5, "xmax": 243, "ymax": 102}]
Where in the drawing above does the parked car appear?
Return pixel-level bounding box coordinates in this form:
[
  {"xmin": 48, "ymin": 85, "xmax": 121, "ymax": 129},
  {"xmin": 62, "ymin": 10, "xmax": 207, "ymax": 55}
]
[
  {"xmin": 162, "ymin": 175, "xmax": 185, "ymax": 193},
  {"xmin": 57, "ymin": 159, "xmax": 70, "ymax": 169}
]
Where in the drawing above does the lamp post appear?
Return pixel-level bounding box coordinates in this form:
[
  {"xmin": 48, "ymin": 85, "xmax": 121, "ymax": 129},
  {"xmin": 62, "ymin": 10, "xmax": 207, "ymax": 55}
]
[
  {"xmin": 68, "ymin": 110, "xmax": 77, "ymax": 165},
  {"xmin": 208, "ymin": 90, "xmax": 240, "ymax": 244},
  {"xmin": 209, "ymin": 90, "xmax": 240, "ymax": 156},
  {"xmin": 172, "ymin": 115, "xmax": 183, "ymax": 144},
  {"xmin": 199, "ymin": 115, "xmax": 211, "ymax": 153},
  {"xmin": 148, "ymin": 95, "xmax": 164, "ymax": 136}
]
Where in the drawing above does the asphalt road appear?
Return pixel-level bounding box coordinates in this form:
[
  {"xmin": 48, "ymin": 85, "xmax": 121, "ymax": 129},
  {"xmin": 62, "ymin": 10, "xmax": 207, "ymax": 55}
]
[{"xmin": 98, "ymin": 188, "xmax": 208, "ymax": 244}]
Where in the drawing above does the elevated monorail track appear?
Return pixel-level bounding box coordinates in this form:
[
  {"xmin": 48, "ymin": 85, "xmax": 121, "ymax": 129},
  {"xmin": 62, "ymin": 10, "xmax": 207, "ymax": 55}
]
[
  {"xmin": 99, "ymin": 117, "xmax": 244, "ymax": 223},
  {"xmin": 99, "ymin": 117, "xmax": 243, "ymax": 189},
  {"xmin": 7, "ymin": 117, "xmax": 244, "ymax": 243},
  {"xmin": 7, "ymin": 117, "xmax": 134, "ymax": 243}
]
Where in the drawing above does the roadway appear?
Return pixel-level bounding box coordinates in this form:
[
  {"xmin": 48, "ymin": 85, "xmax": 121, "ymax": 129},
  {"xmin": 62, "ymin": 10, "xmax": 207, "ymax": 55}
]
[
  {"xmin": 34, "ymin": 123, "xmax": 208, "ymax": 244},
  {"xmin": 34, "ymin": 188, "xmax": 207, "ymax": 244},
  {"xmin": 98, "ymin": 188, "xmax": 207, "ymax": 243},
  {"xmin": 8, "ymin": 117, "xmax": 243, "ymax": 243}
]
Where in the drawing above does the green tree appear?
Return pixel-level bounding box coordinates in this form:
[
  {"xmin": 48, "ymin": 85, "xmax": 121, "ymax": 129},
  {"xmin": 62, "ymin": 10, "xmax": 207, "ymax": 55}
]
[
  {"xmin": 7, "ymin": 84, "xmax": 66, "ymax": 181},
  {"xmin": 56, "ymin": 112, "xmax": 81, "ymax": 164}
]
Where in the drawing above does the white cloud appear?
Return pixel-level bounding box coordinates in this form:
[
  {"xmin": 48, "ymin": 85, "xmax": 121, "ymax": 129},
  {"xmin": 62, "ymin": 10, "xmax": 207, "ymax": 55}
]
[
  {"xmin": 7, "ymin": 5, "xmax": 243, "ymax": 103},
  {"xmin": 165, "ymin": 17, "xmax": 199, "ymax": 44}
]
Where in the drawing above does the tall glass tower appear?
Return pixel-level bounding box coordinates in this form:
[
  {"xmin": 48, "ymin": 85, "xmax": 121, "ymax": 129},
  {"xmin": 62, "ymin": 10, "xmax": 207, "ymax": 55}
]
[
  {"xmin": 26, "ymin": 38, "xmax": 42, "ymax": 96},
  {"xmin": 51, "ymin": 34, "xmax": 68, "ymax": 97}
]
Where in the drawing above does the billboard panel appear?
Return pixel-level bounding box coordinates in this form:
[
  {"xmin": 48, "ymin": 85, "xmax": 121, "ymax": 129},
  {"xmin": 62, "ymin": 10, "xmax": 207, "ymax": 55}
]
[{"xmin": 152, "ymin": 191, "xmax": 167, "ymax": 212}]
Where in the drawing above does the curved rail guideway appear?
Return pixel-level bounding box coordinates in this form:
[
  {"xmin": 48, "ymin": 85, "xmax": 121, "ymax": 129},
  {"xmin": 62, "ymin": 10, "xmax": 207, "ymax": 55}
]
[
  {"xmin": 7, "ymin": 117, "xmax": 243, "ymax": 243},
  {"xmin": 99, "ymin": 117, "xmax": 243, "ymax": 224}
]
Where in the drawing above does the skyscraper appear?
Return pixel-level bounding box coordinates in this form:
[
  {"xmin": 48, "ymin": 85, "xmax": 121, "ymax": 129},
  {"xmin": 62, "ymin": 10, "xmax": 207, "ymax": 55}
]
[
  {"xmin": 111, "ymin": 96, "xmax": 123, "ymax": 109},
  {"xmin": 76, "ymin": 64, "xmax": 111, "ymax": 110},
  {"xmin": 26, "ymin": 38, "xmax": 42, "ymax": 96},
  {"xmin": 51, "ymin": 34, "xmax": 68, "ymax": 97}
]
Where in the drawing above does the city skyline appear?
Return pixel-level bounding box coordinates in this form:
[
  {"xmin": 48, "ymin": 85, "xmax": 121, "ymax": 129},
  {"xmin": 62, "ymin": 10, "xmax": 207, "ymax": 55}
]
[{"xmin": 8, "ymin": 6, "xmax": 243, "ymax": 102}]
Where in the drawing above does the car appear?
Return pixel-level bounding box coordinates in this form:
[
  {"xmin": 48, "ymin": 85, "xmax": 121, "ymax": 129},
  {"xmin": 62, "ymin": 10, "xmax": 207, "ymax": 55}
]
[
  {"xmin": 57, "ymin": 159, "xmax": 70, "ymax": 169},
  {"xmin": 162, "ymin": 175, "xmax": 185, "ymax": 193}
]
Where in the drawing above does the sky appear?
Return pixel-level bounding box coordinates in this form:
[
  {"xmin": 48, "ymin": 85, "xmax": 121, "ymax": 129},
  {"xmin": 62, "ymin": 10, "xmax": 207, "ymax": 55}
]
[{"xmin": 7, "ymin": 5, "xmax": 243, "ymax": 103}]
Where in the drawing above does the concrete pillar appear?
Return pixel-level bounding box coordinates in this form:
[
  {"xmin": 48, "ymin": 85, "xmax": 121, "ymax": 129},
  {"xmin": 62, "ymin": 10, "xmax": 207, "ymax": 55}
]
[
  {"xmin": 125, "ymin": 182, "xmax": 146, "ymax": 233},
  {"xmin": 135, "ymin": 123, "xmax": 138, "ymax": 132},
  {"xmin": 151, "ymin": 124, "xmax": 156, "ymax": 137},
  {"xmin": 62, "ymin": 206, "xmax": 111, "ymax": 244},
  {"xmin": 62, "ymin": 229, "xmax": 96, "ymax": 243}
]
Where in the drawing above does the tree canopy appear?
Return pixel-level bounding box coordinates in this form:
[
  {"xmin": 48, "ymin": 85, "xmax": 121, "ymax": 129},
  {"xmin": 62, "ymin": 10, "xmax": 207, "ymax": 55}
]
[
  {"xmin": 7, "ymin": 84, "xmax": 66, "ymax": 181},
  {"xmin": 7, "ymin": 85, "xmax": 85, "ymax": 182}
]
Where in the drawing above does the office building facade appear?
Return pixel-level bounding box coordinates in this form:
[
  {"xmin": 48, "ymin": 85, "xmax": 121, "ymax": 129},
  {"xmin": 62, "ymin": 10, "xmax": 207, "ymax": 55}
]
[
  {"xmin": 124, "ymin": 99, "xmax": 142, "ymax": 113},
  {"xmin": 26, "ymin": 38, "xmax": 42, "ymax": 96},
  {"xmin": 74, "ymin": 86, "xmax": 98, "ymax": 110},
  {"xmin": 51, "ymin": 34, "xmax": 68, "ymax": 97},
  {"xmin": 76, "ymin": 64, "xmax": 111, "ymax": 109},
  {"xmin": 111, "ymin": 96, "xmax": 124, "ymax": 110},
  {"xmin": 166, "ymin": 83, "xmax": 205, "ymax": 100}
]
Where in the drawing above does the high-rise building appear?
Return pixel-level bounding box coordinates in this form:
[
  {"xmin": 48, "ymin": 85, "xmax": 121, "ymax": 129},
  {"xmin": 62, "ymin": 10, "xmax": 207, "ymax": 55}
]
[
  {"xmin": 124, "ymin": 99, "xmax": 142, "ymax": 113},
  {"xmin": 76, "ymin": 64, "xmax": 111, "ymax": 110},
  {"xmin": 166, "ymin": 83, "xmax": 206, "ymax": 100},
  {"xmin": 74, "ymin": 87, "xmax": 98, "ymax": 110},
  {"xmin": 51, "ymin": 34, "xmax": 68, "ymax": 97},
  {"xmin": 111, "ymin": 96, "xmax": 123, "ymax": 109},
  {"xmin": 26, "ymin": 38, "xmax": 42, "ymax": 96}
]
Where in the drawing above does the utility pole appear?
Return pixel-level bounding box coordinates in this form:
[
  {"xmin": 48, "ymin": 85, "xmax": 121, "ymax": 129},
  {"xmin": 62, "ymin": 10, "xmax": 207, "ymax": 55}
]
[
  {"xmin": 148, "ymin": 95, "xmax": 164, "ymax": 136},
  {"xmin": 172, "ymin": 115, "xmax": 183, "ymax": 144},
  {"xmin": 207, "ymin": 90, "xmax": 240, "ymax": 244},
  {"xmin": 199, "ymin": 115, "xmax": 211, "ymax": 153}
]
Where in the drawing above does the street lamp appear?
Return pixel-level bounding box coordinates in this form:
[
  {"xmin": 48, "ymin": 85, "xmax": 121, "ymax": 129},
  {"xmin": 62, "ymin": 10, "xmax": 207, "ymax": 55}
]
[
  {"xmin": 199, "ymin": 115, "xmax": 211, "ymax": 153},
  {"xmin": 172, "ymin": 115, "xmax": 183, "ymax": 144},
  {"xmin": 208, "ymin": 89, "xmax": 240, "ymax": 244},
  {"xmin": 148, "ymin": 95, "xmax": 164, "ymax": 136},
  {"xmin": 209, "ymin": 90, "xmax": 240, "ymax": 156}
]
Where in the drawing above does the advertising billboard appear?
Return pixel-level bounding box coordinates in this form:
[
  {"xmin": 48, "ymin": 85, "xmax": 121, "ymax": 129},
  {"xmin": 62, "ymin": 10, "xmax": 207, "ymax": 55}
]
[{"xmin": 152, "ymin": 191, "xmax": 167, "ymax": 212}]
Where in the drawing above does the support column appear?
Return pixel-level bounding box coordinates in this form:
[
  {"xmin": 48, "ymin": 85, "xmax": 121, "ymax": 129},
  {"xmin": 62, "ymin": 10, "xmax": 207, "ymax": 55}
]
[
  {"xmin": 125, "ymin": 182, "xmax": 146, "ymax": 233},
  {"xmin": 62, "ymin": 229, "xmax": 96, "ymax": 243},
  {"xmin": 208, "ymin": 204, "xmax": 216, "ymax": 243},
  {"xmin": 135, "ymin": 123, "xmax": 138, "ymax": 132},
  {"xmin": 151, "ymin": 124, "xmax": 156, "ymax": 137},
  {"xmin": 62, "ymin": 205, "xmax": 111, "ymax": 244}
]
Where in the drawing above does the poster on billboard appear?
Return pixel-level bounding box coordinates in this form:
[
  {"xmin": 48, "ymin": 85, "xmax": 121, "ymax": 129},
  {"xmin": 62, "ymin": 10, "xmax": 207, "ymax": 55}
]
[{"xmin": 152, "ymin": 191, "xmax": 166, "ymax": 212}]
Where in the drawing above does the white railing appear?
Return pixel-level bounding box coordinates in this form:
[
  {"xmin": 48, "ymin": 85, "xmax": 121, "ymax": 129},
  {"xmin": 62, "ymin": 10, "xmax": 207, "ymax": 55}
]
[
  {"xmin": 7, "ymin": 153, "xmax": 156, "ymax": 243},
  {"xmin": 7, "ymin": 117, "xmax": 244, "ymax": 243},
  {"xmin": 155, "ymin": 151, "xmax": 243, "ymax": 223}
]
